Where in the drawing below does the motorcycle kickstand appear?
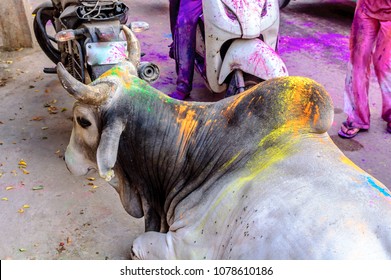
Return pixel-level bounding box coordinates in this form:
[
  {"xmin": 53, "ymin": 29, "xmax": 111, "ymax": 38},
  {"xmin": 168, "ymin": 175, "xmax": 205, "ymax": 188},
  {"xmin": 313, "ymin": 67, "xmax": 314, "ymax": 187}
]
[{"xmin": 43, "ymin": 67, "xmax": 57, "ymax": 74}]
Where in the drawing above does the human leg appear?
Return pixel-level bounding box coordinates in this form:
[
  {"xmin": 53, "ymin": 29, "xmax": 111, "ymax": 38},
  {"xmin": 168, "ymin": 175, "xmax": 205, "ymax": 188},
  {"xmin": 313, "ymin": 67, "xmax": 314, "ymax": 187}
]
[
  {"xmin": 342, "ymin": 6, "xmax": 380, "ymax": 132},
  {"xmin": 373, "ymin": 20, "xmax": 391, "ymax": 132},
  {"xmin": 169, "ymin": 0, "xmax": 203, "ymax": 100},
  {"xmin": 168, "ymin": 0, "xmax": 180, "ymax": 59},
  {"xmin": 169, "ymin": 0, "xmax": 180, "ymax": 37}
]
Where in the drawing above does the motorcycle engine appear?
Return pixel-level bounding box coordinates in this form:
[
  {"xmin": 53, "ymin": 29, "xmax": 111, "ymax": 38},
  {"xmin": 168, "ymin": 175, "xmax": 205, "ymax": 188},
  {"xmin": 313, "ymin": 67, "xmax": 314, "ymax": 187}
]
[
  {"xmin": 58, "ymin": 1, "xmax": 128, "ymax": 29},
  {"xmin": 77, "ymin": 1, "xmax": 128, "ymax": 23}
]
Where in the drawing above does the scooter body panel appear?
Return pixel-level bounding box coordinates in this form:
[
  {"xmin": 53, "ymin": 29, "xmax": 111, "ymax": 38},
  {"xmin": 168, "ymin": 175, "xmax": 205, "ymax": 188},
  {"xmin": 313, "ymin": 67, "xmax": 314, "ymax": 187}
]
[
  {"xmin": 219, "ymin": 39, "xmax": 288, "ymax": 86},
  {"xmin": 202, "ymin": 0, "xmax": 283, "ymax": 94}
]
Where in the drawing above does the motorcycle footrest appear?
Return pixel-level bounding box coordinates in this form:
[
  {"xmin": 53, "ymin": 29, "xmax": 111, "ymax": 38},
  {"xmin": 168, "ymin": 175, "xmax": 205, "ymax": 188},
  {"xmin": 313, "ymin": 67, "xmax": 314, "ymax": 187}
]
[{"xmin": 43, "ymin": 67, "xmax": 57, "ymax": 74}]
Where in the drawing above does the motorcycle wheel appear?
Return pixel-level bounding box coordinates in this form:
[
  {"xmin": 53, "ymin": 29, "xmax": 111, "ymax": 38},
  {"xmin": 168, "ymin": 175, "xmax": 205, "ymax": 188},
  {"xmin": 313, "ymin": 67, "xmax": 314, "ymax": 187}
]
[
  {"xmin": 33, "ymin": 7, "xmax": 61, "ymax": 64},
  {"xmin": 278, "ymin": 0, "xmax": 291, "ymax": 9}
]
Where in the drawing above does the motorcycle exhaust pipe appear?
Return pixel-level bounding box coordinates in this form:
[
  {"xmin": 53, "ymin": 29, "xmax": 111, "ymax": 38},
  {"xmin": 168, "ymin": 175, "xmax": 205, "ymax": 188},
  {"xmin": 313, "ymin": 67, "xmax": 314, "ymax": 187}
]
[{"xmin": 137, "ymin": 62, "xmax": 160, "ymax": 84}]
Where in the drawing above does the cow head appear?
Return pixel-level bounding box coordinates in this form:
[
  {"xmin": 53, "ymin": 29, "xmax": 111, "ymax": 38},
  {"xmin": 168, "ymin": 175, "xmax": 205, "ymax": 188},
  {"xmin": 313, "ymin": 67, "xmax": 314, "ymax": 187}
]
[
  {"xmin": 60, "ymin": 62, "xmax": 137, "ymax": 182},
  {"xmin": 58, "ymin": 26, "xmax": 141, "ymax": 181},
  {"xmin": 64, "ymin": 101, "xmax": 101, "ymax": 177},
  {"xmin": 58, "ymin": 60, "xmax": 149, "ymax": 219}
]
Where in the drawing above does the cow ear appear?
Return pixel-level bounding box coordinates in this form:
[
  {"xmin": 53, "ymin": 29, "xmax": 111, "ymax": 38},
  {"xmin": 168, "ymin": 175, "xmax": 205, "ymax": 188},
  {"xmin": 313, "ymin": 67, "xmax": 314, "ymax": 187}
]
[{"xmin": 97, "ymin": 120, "xmax": 124, "ymax": 181}]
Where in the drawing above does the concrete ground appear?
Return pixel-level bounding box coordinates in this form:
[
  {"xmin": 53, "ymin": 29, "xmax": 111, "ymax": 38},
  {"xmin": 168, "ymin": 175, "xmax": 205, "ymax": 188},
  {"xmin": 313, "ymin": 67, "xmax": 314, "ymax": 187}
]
[{"xmin": 0, "ymin": 0, "xmax": 390, "ymax": 259}]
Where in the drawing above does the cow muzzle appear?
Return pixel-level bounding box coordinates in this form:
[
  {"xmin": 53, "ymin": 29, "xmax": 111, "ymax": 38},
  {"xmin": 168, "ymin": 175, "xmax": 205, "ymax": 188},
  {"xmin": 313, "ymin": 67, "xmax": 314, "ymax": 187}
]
[{"xmin": 64, "ymin": 147, "xmax": 97, "ymax": 177}]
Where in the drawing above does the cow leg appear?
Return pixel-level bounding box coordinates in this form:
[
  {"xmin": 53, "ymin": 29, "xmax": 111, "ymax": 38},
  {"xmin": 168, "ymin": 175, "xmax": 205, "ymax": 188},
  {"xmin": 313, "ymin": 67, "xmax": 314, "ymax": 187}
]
[{"xmin": 131, "ymin": 232, "xmax": 173, "ymax": 260}]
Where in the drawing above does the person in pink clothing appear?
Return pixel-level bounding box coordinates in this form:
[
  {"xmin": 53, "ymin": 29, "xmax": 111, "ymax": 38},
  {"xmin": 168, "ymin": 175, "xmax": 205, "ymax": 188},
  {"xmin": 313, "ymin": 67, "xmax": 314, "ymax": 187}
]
[{"xmin": 339, "ymin": 0, "xmax": 391, "ymax": 138}]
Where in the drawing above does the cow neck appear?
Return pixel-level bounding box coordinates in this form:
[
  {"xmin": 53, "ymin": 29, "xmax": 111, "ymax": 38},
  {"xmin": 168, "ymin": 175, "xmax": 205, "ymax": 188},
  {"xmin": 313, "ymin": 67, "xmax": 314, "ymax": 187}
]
[
  {"xmin": 162, "ymin": 90, "xmax": 294, "ymax": 225},
  {"xmin": 117, "ymin": 86, "xmax": 270, "ymax": 227},
  {"xmin": 115, "ymin": 75, "xmax": 333, "ymax": 229}
]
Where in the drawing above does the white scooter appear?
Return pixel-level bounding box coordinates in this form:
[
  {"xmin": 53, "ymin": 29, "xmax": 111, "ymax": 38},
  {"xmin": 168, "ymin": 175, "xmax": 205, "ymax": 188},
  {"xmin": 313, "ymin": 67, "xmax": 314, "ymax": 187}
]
[{"xmin": 194, "ymin": 0, "xmax": 288, "ymax": 97}]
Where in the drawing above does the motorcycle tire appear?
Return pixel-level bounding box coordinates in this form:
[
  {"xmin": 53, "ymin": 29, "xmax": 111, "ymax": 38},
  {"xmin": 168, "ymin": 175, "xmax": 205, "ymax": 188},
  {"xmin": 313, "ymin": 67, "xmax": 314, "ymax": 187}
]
[
  {"xmin": 278, "ymin": 0, "xmax": 291, "ymax": 9},
  {"xmin": 33, "ymin": 7, "xmax": 61, "ymax": 64}
]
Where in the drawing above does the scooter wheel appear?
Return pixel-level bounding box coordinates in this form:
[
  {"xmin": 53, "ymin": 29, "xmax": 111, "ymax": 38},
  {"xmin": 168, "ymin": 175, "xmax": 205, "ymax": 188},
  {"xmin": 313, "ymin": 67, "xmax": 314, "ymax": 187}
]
[{"xmin": 33, "ymin": 7, "xmax": 61, "ymax": 64}]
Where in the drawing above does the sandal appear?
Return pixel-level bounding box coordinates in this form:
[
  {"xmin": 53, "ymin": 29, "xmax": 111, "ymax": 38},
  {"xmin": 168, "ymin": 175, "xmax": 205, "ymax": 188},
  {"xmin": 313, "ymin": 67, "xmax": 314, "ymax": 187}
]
[{"xmin": 338, "ymin": 121, "xmax": 365, "ymax": 139}]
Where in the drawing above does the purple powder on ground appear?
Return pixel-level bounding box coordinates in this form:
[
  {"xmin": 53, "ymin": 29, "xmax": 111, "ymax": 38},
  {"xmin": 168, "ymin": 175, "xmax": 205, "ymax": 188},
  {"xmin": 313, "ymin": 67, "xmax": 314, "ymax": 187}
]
[{"xmin": 279, "ymin": 33, "xmax": 350, "ymax": 62}]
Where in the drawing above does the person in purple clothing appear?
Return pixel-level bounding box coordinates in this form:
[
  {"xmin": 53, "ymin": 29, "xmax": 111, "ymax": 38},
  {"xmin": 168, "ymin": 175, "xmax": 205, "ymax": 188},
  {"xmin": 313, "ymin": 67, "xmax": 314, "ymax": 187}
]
[
  {"xmin": 168, "ymin": 0, "xmax": 203, "ymax": 100},
  {"xmin": 168, "ymin": 0, "xmax": 180, "ymax": 61},
  {"xmin": 338, "ymin": 0, "xmax": 391, "ymax": 138}
]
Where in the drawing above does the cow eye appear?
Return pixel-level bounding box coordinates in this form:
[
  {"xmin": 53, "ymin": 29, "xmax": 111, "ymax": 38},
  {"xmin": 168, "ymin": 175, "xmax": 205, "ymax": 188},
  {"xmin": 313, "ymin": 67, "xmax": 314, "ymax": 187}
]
[{"xmin": 76, "ymin": 117, "xmax": 92, "ymax": 128}]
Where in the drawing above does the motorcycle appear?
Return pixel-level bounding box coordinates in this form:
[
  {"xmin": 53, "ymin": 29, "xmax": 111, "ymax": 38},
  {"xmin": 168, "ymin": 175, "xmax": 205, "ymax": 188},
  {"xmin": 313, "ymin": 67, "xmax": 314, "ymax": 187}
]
[
  {"xmin": 191, "ymin": 0, "xmax": 288, "ymax": 97},
  {"xmin": 33, "ymin": 0, "xmax": 160, "ymax": 84}
]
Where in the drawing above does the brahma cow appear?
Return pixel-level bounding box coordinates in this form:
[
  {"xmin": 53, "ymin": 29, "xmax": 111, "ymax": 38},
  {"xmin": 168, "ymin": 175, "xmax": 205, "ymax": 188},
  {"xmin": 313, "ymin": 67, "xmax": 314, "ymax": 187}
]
[{"xmin": 58, "ymin": 61, "xmax": 391, "ymax": 259}]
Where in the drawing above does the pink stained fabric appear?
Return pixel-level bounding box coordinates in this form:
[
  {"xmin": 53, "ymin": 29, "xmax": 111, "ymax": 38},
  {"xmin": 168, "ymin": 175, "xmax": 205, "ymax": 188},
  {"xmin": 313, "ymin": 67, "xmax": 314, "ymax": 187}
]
[
  {"xmin": 343, "ymin": 1, "xmax": 391, "ymax": 129},
  {"xmin": 361, "ymin": 0, "xmax": 391, "ymax": 20}
]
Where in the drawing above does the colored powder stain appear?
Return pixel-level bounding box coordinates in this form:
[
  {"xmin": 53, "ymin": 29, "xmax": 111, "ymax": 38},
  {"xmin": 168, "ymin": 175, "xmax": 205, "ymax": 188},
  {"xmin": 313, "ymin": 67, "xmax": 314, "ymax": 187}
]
[
  {"xmin": 249, "ymin": 50, "xmax": 268, "ymax": 74},
  {"xmin": 366, "ymin": 177, "xmax": 391, "ymax": 198},
  {"xmin": 209, "ymin": 125, "xmax": 298, "ymax": 217},
  {"xmin": 125, "ymin": 78, "xmax": 148, "ymax": 98},
  {"xmin": 306, "ymin": 101, "xmax": 322, "ymax": 128},
  {"xmin": 340, "ymin": 156, "xmax": 391, "ymax": 198},
  {"xmin": 220, "ymin": 151, "xmax": 242, "ymax": 172},
  {"xmin": 175, "ymin": 106, "xmax": 199, "ymax": 157},
  {"xmin": 100, "ymin": 64, "xmax": 163, "ymax": 101},
  {"xmin": 164, "ymin": 97, "xmax": 175, "ymax": 104},
  {"xmin": 149, "ymin": 51, "xmax": 170, "ymax": 62},
  {"xmin": 204, "ymin": 119, "xmax": 213, "ymax": 127},
  {"xmin": 284, "ymin": 20, "xmax": 295, "ymax": 25},
  {"xmin": 287, "ymin": 77, "xmax": 328, "ymax": 131},
  {"xmin": 279, "ymin": 33, "xmax": 349, "ymax": 62},
  {"xmin": 119, "ymin": 74, "xmax": 164, "ymax": 101},
  {"xmin": 313, "ymin": 105, "xmax": 321, "ymax": 126},
  {"xmin": 225, "ymin": 93, "xmax": 248, "ymax": 113},
  {"xmin": 100, "ymin": 65, "xmax": 135, "ymax": 90},
  {"xmin": 340, "ymin": 155, "xmax": 365, "ymax": 173},
  {"xmin": 302, "ymin": 22, "xmax": 315, "ymax": 28},
  {"xmin": 281, "ymin": 79, "xmax": 312, "ymax": 131}
]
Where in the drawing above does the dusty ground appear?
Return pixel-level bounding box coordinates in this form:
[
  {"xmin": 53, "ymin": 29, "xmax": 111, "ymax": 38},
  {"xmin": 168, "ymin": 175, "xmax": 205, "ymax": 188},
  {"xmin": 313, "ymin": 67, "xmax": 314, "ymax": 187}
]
[{"xmin": 0, "ymin": 0, "xmax": 390, "ymax": 260}]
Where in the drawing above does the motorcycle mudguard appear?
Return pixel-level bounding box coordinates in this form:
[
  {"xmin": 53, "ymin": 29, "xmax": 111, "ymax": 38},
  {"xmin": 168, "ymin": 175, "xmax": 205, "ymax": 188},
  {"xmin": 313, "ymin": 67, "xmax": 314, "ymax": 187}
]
[
  {"xmin": 218, "ymin": 39, "xmax": 288, "ymax": 85},
  {"xmin": 32, "ymin": 2, "xmax": 54, "ymax": 14}
]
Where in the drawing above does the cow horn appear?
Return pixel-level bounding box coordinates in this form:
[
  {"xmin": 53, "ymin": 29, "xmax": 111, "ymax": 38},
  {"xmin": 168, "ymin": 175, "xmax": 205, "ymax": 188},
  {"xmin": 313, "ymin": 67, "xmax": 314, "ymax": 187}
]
[
  {"xmin": 122, "ymin": 25, "xmax": 141, "ymax": 67},
  {"xmin": 57, "ymin": 62, "xmax": 111, "ymax": 105}
]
